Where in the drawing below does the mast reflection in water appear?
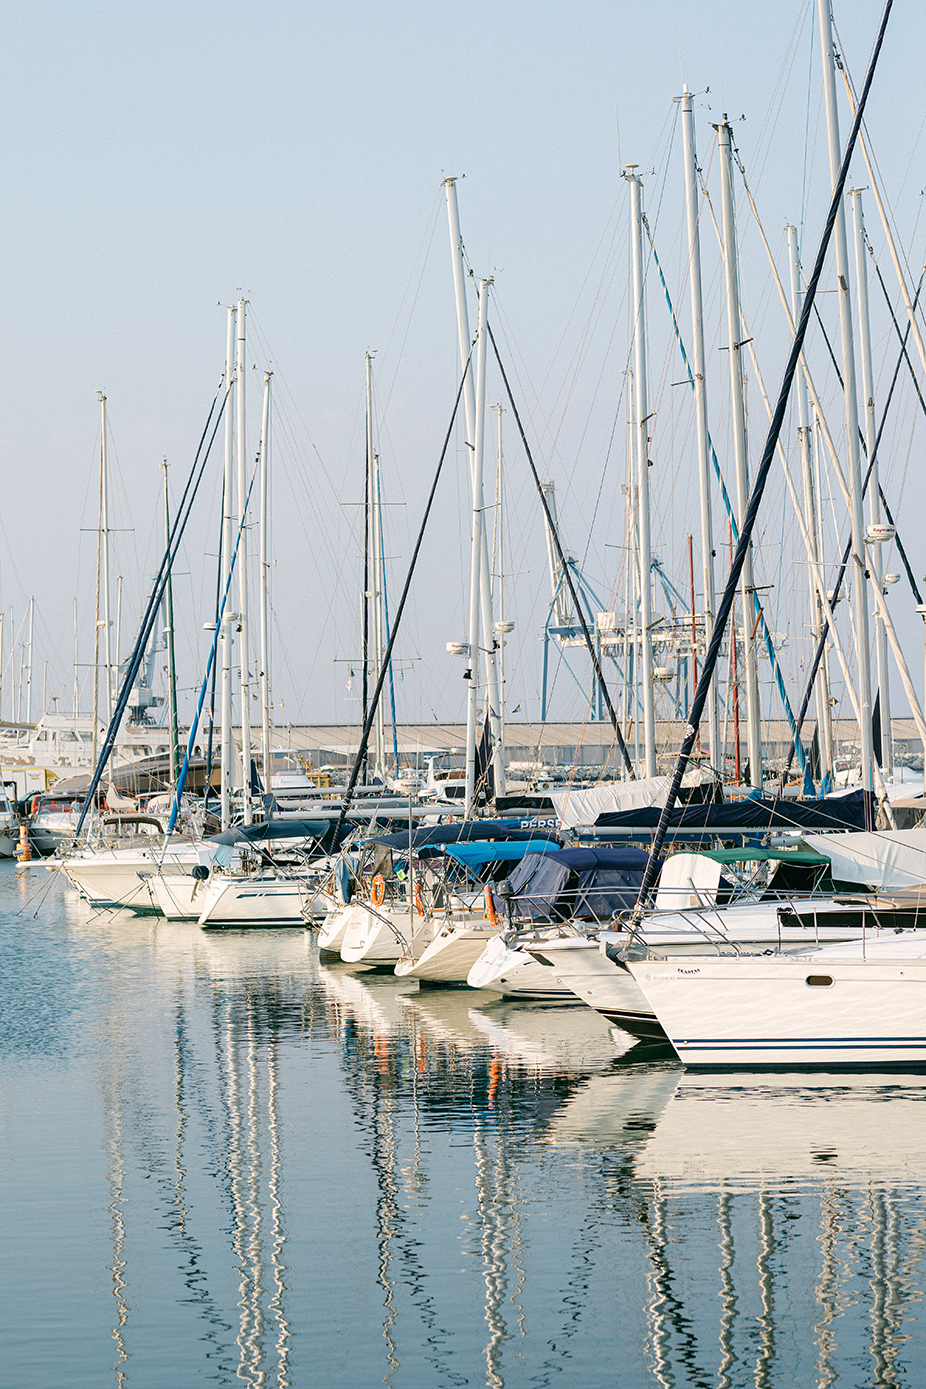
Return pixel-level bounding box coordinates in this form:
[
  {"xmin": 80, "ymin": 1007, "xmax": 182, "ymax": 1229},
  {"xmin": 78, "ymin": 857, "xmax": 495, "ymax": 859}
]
[{"xmin": 3, "ymin": 863, "xmax": 926, "ymax": 1386}]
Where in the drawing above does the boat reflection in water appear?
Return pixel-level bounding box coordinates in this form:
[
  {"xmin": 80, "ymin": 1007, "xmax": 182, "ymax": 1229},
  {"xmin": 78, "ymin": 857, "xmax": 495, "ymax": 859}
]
[
  {"xmin": 549, "ymin": 1065, "xmax": 926, "ymax": 1386},
  {"xmin": 12, "ymin": 869, "xmax": 926, "ymax": 1387}
]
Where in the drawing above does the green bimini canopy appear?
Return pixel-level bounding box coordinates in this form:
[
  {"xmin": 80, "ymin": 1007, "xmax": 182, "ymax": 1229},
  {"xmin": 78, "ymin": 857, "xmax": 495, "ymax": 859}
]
[{"xmin": 699, "ymin": 847, "xmax": 830, "ymax": 865}]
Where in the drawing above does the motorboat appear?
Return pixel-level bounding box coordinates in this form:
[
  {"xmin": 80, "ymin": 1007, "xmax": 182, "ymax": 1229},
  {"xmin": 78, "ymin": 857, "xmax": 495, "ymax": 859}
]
[
  {"xmin": 0, "ymin": 790, "xmax": 16, "ymax": 858},
  {"xmin": 27, "ymin": 790, "xmax": 87, "ymax": 856}
]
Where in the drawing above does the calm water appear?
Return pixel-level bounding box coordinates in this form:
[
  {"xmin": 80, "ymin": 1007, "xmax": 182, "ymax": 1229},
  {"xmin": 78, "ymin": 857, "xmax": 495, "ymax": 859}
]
[{"xmin": 3, "ymin": 863, "xmax": 926, "ymax": 1386}]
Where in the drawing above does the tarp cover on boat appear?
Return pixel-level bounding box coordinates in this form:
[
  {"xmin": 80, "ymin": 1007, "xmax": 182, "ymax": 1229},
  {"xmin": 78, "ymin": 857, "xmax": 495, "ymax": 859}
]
[
  {"xmin": 594, "ymin": 790, "xmax": 871, "ymax": 832},
  {"xmin": 505, "ymin": 847, "xmax": 650, "ymax": 921},
  {"xmin": 551, "ymin": 770, "xmax": 716, "ymax": 830},
  {"xmin": 370, "ymin": 820, "xmax": 552, "ymax": 851},
  {"xmin": 801, "ymin": 827, "xmax": 926, "ymax": 889},
  {"xmin": 209, "ymin": 819, "xmax": 331, "ymax": 845}
]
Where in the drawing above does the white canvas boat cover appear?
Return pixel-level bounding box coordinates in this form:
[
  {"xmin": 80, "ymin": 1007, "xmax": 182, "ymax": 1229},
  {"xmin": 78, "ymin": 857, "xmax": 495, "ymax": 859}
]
[
  {"xmin": 802, "ymin": 827, "xmax": 926, "ymax": 889},
  {"xmin": 654, "ymin": 852, "xmax": 723, "ymax": 910},
  {"xmin": 550, "ymin": 769, "xmax": 712, "ymax": 830}
]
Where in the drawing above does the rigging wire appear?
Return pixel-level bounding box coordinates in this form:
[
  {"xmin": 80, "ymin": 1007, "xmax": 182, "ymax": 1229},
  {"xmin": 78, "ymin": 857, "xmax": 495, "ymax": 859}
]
[
  {"xmin": 75, "ymin": 380, "xmax": 228, "ymax": 834},
  {"xmin": 632, "ymin": 0, "xmax": 894, "ymax": 913}
]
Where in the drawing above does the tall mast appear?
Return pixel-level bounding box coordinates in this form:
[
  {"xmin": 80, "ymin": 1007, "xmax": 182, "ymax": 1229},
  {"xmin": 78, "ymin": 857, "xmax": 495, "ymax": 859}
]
[
  {"xmin": 114, "ymin": 576, "xmax": 122, "ymax": 704},
  {"xmin": 788, "ymin": 225, "xmax": 835, "ymax": 782},
  {"xmin": 627, "ymin": 167, "xmax": 657, "ymax": 777},
  {"xmin": 258, "ymin": 371, "xmax": 273, "ymax": 796},
  {"xmin": 16, "ymin": 631, "xmax": 23, "ymax": 724},
  {"xmin": 717, "ymin": 118, "xmax": 763, "ymax": 787},
  {"xmin": 365, "ymin": 352, "xmax": 385, "ymax": 779},
  {"xmin": 464, "ymin": 278, "xmax": 491, "ymax": 816},
  {"xmin": 220, "ymin": 306, "xmax": 236, "ymax": 830},
  {"xmin": 851, "ymin": 187, "xmax": 891, "ymax": 780},
  {"xmin": 162, "ymin": 460, "xmax": 180, "ymax": 789},
  {"xmin": 360, "ymin": 365, "xmax": 370, "ymax": 784},
  {"xmin": 680, "ymin": 87, "xmax": 720, "ymax": 771},
  {"xmin": 25, "ymin": 596, "xmax": 34, "ymax": 724},
  {"xmin": 491, "ymin": 404, "xmax": 511, "ymax": 764},
  {"xmin": 72, "ymin": 600, "xmax": 77, "ymax": 722},
  {"xmin": 99, "ymin": 393, "xmax": 113, "ymax": 720},
  {"xmin": 91, "ymin": 399, "xmax": 103, "ymax": 767},
  {"xmin": 817, "ymin": 0, "xmax": 873, "ymax": 796},
  {"xmin": 443, "ymin": 178, "xmax": 505, "ymax": 797},
  {"xmin": 235, "ymin": 297, "xmax": 253, "ymax": 824},
  {"xmin": 443, "ymin": 179, "xmax": 477, "ymax": 446}
]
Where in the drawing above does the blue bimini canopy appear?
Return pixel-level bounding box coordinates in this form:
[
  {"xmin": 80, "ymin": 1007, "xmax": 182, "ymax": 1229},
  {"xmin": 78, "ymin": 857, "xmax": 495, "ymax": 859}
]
[
  {"xmin": 444, "ymin": 839, "xmax": 562, "ymax": 870},
  {"xmin": 505, "ymin": 847, "xmax": 650, "ymax": 921}
]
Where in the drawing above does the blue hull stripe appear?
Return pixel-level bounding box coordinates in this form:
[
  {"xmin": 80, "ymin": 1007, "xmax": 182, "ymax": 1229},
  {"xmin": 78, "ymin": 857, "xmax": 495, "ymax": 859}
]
[{"xmin": 678, "ymin": 1037, "xmax": 926, "ymax": 1050}]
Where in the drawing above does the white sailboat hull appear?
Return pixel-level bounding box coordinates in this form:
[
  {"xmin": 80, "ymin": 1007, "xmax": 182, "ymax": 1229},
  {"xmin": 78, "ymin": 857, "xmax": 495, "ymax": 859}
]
[
  {"xmin": 148, "ymin": 873, "xmax": 210, "ymax": 920},
  {"xmin": 317, "ymin": 903, "xmax": 365, "ymax": 957},
  {"xmin": 57, "ymin": 839, "xmax": 209, "ymax": 911},
  {"xmin": 394, "ymin": 916, "xmax": 494, "ymax": 982},
  {"xmin": 466, "ymin": 934, "xmax": 577, "ymax": 1001},
  {"xmin": 340, "ymin": 903, "xmax": 421, "ymax": 965},
  {"xmin": 196, "ymin": 874, "xmax": 306, "ymax": 928},
  {"xmin": 527, "ymin": 907, "xmax": 899, "ymax": 1039},
  {"xmin": 629, "ymin": 944, "xmax": 926, "ymax": 1066}
]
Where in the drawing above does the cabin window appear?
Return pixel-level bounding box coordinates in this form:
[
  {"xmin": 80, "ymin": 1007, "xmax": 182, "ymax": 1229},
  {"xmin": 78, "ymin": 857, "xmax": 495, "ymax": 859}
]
[{"xmin": 806, "ymin": 975, "xmax": 834, "ymax": 987}]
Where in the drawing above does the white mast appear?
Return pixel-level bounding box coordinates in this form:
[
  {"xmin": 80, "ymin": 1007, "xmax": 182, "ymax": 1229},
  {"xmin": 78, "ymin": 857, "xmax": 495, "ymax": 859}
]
[
  {"xmin": 788, "ymin": 225, "xmax": 835, "ymax": 782},
  {"xmin": 99, "ymin": 393, "xmax": 113, "ymax": 720},
  {"xmin": 365, "ymin": 352, "xmax": 386, "ymax": 779},
  {"xmin": 680, "ymin": 86, "xmax": 720, "ymax": 771},
  {"xmin": 161, "ymin": 462, "xmax": 179, "ymax": 789},
  {"xmin": 235, "ymin": 297, "xmax": 253, "ymax": 824},
  {"xmin": 627, "ymin": 167, "xmax": 657, "ymax": 777},
  {"xmin": 443, "ymin": 179, "xmax": 477, "ymax": 452},
  {"xmin": 491, "ymin": 404, "xmax": 513, "ymax": 765},
  {"xmin": 114, "ymin": 575, "xmax": 123, "ymax": 704},
  {"xmin": 464, "ymin": 278, "xmax": 491, "ymax": 816},
  {"xmin": 851, "ymin": 187, "xmax": 892, "ymax": 780},
  {"xmin": 443, "ymin": 178, "xmax": 504, "ymax": 797},
  {"xmin": 717, "ymin": 117, "xmax": 763, "ymax": 787},
  {"xmin": 220, "ymin": 306, "xmax": 236, "ymax": 830},
  {"xmin": 72, "ymin": 600, "xmax": 77, "ymax": 722},
  {"xmin": 25, "ymin": 596, "xmax": 34, "ymax": 724},
  {"xmin": 259, "ymin": 370, "xmax": 273, "ymax": 797},
  {"xmin": 817, "ymin": 0, "xmax": 873, "ymax": 796}
]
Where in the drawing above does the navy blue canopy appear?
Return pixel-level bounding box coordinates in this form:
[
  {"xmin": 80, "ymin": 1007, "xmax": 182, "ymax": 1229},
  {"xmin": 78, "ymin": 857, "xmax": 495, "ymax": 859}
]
[
  {"xmin": 371, "ymin": 820, "xmax": 555, "ymax": 851},
  {"xmin": 505, "ymin": 846, "xmax": 649, "ymax": 921},
  {"xmin": 209, "ymin": 818, "xmax": 332, "ymax": 846},
  {"xmin": 594, "ymin": 790, "xmax": 871, "ymax": 833}
]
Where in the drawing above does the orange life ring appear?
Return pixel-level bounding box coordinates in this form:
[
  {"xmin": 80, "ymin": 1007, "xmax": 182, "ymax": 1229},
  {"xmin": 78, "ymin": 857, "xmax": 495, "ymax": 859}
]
[
  {"xmin": 414, "ymin": 882, "xmax": 425, "ymax": 917},
  {"xmin": 371, "ymin": 874, "xmax": 386, "ymax": 907},
  {"xmin": 484, "ymin": 884, "xmax": 499, "ymax": 929}
]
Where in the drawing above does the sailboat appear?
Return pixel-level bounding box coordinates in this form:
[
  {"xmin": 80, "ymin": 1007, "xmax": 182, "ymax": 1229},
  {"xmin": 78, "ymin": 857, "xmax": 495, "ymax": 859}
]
[{"xmin": 627, "ymin": 931, "xmax": 926, "ymax": 1066}]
